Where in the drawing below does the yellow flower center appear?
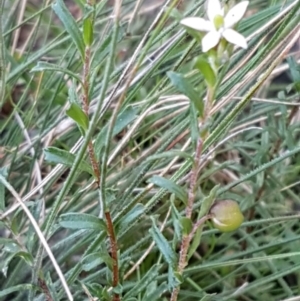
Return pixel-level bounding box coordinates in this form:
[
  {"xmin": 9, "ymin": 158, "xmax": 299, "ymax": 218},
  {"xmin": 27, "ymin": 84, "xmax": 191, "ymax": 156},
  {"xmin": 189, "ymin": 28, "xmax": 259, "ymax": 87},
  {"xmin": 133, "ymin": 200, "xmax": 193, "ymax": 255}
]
[{"xmin": 213, "ymin": 15, "xmax": 224, "ymax": 30}]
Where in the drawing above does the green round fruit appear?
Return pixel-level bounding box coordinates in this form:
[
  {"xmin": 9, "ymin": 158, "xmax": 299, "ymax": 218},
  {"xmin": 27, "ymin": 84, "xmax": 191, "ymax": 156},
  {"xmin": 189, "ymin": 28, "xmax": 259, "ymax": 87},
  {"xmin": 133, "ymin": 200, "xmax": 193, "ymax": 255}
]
[{"xmin": 210, "ymin": 200, "xmax": 244, "ymax": 232}]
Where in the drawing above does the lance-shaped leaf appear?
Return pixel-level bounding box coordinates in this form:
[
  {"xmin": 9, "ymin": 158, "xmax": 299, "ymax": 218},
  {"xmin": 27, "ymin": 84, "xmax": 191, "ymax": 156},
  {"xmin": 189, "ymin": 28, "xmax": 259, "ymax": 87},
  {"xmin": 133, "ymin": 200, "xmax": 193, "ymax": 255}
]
[
  {"xmin": 167, "ymin": 71, "xmax": 204, "ymax": 116},
  {"xmin": 52, "ymin": 0, "xmax": 85, "ymax": 59},
  {"xmin": 59, "ymin": 212, "xmax": 106, "ymax": 231},
  {"xmin": 44, "ymin": 147, "xmax": 93, "ymax": 175}
]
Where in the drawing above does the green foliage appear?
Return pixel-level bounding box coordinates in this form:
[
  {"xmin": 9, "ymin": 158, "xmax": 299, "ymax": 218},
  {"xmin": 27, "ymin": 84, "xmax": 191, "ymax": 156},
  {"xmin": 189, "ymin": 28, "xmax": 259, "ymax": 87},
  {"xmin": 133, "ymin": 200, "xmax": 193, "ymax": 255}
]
[
  {"xmin": 148, "ymin": 175, "xmax": 188, "ymax": 204},
  {"xmin": 44, "ymin": 147, "xmax": 94, "ymax": 175},
  {"xmin": 1, "ymin": 0, "xmax": 300, "ymax": 300},
  {"xmin": 66, "ymin": 102, "xmax": 89, "ymax": 133},
  {"xmin": 59, "ymin": 212, "xmax": 106, "ymax": 230},
  {"xmin": 52, "ymin": 0, "xmax": 85, "ymax": 59},
  {"xmin": 167, "ymin": 71, "xmax": 204, "ymax": 116}
]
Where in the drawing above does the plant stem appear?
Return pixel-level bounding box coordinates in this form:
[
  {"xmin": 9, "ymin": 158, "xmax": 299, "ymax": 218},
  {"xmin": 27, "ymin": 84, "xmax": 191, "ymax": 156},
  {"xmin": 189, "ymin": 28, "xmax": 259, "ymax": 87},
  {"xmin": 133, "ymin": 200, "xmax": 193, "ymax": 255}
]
[
  {"xmin": 105, "ymin": 211, "xmax": 120, "ymax": 301},
  {"xmin": 170, "ymin": 139, "xmax": 203, "ymax": 301},
  {"xmin": 81, "ymin": 5, "xmax": 120, "ymax": 300},
  {"xmin": 82, "ymin": 46, "xmax": 101, "ymax": 186}
]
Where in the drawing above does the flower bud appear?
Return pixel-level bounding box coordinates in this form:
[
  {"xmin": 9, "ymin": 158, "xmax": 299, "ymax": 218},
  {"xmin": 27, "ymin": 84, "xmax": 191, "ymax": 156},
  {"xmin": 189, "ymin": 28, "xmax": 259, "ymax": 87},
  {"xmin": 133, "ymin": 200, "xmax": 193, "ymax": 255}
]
[{"xmin": 210, "ymin": 200, "xmax": 244, "ymax": 232}]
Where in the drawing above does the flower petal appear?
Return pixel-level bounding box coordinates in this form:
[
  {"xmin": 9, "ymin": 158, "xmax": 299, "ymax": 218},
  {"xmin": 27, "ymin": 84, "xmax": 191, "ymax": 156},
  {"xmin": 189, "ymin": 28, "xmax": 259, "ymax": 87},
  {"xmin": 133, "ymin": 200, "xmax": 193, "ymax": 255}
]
[
  {"xmin": 222, "ymin": 28, "xmax": 247, "ymax": 49},
  {"xmin": 180, "ymin": 17, "xmax": 214, "ymax": 32},
  {"xmin": 207, "ymin": 0, "xmax": 223, "ymax": 22},
  {"xmin": 202, "ymin": 31, "xmax": 221, "ymax": 52},
  {"xmin": 224, "ymin": 1, "xmax": 249, "ymax": 28}
]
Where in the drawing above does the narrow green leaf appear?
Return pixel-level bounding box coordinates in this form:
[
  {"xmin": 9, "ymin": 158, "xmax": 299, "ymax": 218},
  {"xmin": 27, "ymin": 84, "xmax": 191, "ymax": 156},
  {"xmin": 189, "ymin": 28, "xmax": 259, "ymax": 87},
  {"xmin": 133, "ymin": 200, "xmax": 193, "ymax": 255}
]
[
  {"xmin": 31, "ymin": 61, "xmax": 83, "ymax": 85},
  {"xmin": 0, "ymin": 0, "xmax": 5, "ymax": 108},
  {"xmin": 82, "ymin": 252, "xmax": 113, "ymax": 271},
  {"xmin": 142, "ymin": 283, "xmax": 168, "ymax": 301},
  {"xmin": 148, "ymin": 175, "xmax": 187, "ymax": 203},
  {"xmin": 44, "ymin": 147, "xmax": 94, "ymax": 175},
  {"xmin": 0, "ymin": 167, "xmax": 8, "ymax": 211},
  {"xmin": 45, "ymin": 273, "xmax": 59, "ymax": 301},
  {"xmin": 124, "ymin": 264, "xmax": 161, "ymax": 299},
  {"xmin": 188, "ymin": 185, "xmax": 219, "ymax": 259},
  {"xmin": 198, "ymin": 185, "xmax": 220, "ymax": 219},
  {"xmin": 199, "ymin": 294, "xmax": 217, "ymax": 301},
  {"xmin": 170, "ymin": 197, "xmax": 182, "ymax": 241},
  {"xmin": 68, "ymin": 79, "xmax": 81, "ymax": 105},
  {"xmin": 114, "ymin": 106, "xmax": 138, "ymax": 135},
  {"xmin": 188, "ymin": 227, "xmax": 202, "ymax": 260},
  {"xmin": 117, "ymin": 203, "xmax": 145, "ymax": 230},
  {"xmin": 59, "ymin": 212, "xmax": 106, "ymax": 230},
  {"xmin": 0, "ymin": 238, "xmax": 20, "ymax": 253},
  {"xmin": 94, "ymin": 107, "xmax": 138, "ymax": 159},
  {"xmin": 146, "ymin": 150, "xmax": 193, "ymax": 162},
  {"xmin": 168, "ymin": 266, "xmax": 182, "ymax": 290},
  {"xmin": 1, "ymin": 251, "xmax": 33, "ymax": 277},
  {"xmin": 0, "ymin": 284, "xmax": 36, "ymax": 297},
  {"xmin": 83, "ymin": 18, "xmax": 93, "ymax": 46},
  {"xmin": 112, "ymin": 284, "xmax": 123, "ymax": 295},
  {"xmin": 195, "ymin": 56, "xmax": 216, "ymax": 87},
  {"xmin": 66, "ymin": 103, "xmax": 89, "ymax": 132},
  {"xmin": 149, "ymin": 217, "xmax": 177, "ymax": 268},
  {"xmin": 167, "ymin": 71, "xmax": 204, "ymax": 116},
  {"xmin": 180, "ymin": 217, "xmax": 192, "ymax": 235},
  {"xmin": 52, "ymin": 0, "xmax": 85, "ymax": 59},
  {"xmin": 287, "ymin": 56, "xmax": 300, "ymax": 92}
]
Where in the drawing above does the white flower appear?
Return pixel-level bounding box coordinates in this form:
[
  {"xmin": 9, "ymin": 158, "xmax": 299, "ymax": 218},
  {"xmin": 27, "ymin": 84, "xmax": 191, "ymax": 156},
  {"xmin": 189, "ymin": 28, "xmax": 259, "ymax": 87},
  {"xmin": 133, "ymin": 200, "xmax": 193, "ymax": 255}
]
[{"xmin": 181, "ymin": 0, "xmax": 248, "ymax": 52}]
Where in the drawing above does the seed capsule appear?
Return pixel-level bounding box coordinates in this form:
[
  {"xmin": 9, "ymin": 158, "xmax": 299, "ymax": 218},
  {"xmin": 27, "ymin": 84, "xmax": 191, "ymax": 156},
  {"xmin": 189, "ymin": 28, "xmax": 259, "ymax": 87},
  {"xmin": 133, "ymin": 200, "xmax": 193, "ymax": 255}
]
[{"xmin": 210, "ymin": 200, "xmax": 244, "ymax": 232}]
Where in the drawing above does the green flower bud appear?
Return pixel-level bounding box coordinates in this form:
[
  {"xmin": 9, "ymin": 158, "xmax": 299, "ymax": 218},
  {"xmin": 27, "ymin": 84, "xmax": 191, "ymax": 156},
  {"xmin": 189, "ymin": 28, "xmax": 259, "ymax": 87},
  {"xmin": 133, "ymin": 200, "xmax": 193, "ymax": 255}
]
[{"xmin": 210, "ymin": 200, "xmax": 244, "ymax": 232}]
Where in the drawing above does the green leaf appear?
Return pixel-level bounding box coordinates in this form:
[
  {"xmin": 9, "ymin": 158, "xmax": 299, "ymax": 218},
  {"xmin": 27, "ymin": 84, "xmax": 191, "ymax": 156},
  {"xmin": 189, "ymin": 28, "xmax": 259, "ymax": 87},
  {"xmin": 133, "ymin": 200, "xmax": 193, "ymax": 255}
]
[
  {"xmin": 0, "ymin": 238, "xmax": 20, "ymax": 253},
  {"xmin": 83, "ymin": 18, "xmax": 93, "ymax": 46},
  {"xmin": 45, "ymin": 273, "xmax": 59, "ymax": 301},
  {"xmin": 148, "ymin": 175, "xmax": 187, "ymax": 203},
  {"xmin": 199, "ymin": 293, "xmax": 217, "ymax": 301},
  {"xmin": 82, "ymin": 251, "xmax": 113, "ymax": 271},
  {"xmin": 198, "ymin": 185, "xmax": 220, "ymax": 219},
  {"xmin": 188, "ymin": 185, "xmax": 219, "ymax": 259},
  {"xmin": 149, "ymin": 217, "xmax": 177, "ymax": 268},
  {"xmin": 44, "ymin": 147, "xmax": 94, "ymax": 175},
  {"xmin": 287, "ymin": 56, "xmax": 300, "ymax": 83},
  {"xmin": 188, "ymin": 226, "xmax": 202, "ymax": 260},
  {"xmin": 142, "ymin": 282, "xmax": 168, "ymax": 301},
  {"xmin": 180, "ymin": 217, "xmax": 192, "ymax": 235},
  {"xmin": 168, "ymin": 7, "xmax": 182, "ymax": 21},
  {"xmin": 59, "ymin": 212, "xmax": 106, "ymax": 230},
  {"xmin": 66, "ymin": 103, "xmax": 89, "ymax": 132},
  {"xmin": 68, "ymin": 79, "xmax": 81, "ymax": 105},
  {"xmin": 1, "ymin": 251, "xmax": 33, "ymax": 277},
  {"xmin": 287, "ymin": 56, "xmax": 300, "ymax": 92},
  {"xmin": 31, "ymin": 61, "xmax": 83, "ymax": 85},
  {"xmin": 117, "ymin": 203, "xmax": 145, "ymax": 230},
  {"xmin": 167, "ymin": 71, "xmax": 204, "ymax": 116},
  {"xmin": 94, "ymin": 106, "xmax": 138, "ymax": 159},
  {"xmin": 170, "ymin": 196, "xmax": 182, "ymax": 241},
  {"xmin": 146, "ymin": 150, "xmax": 193, "ymax": 162},
  {"xmin": 124, "ymin": 264, "xmax": 161, "ymax": 299},
  {"xmin": 0, "ymin": 167, "xmax": 8, "ymax": 211},
  {"xmin": 195, "ymin": 56, "xmax": 216, "ymax": 87},
  {"xmin": 112, "ymin": 284, "xmax": 123, "ymax": 295},
  {"xmin": 0, "ymin": 284, "xmax": 36, "ymax": 298},
  {"xmin": 168, "ymin": 266, "xmax": 182, "ymax": 290},
  {"xmin": 52, "ymin": 0, "xmax": 85, "ymax": 59}
]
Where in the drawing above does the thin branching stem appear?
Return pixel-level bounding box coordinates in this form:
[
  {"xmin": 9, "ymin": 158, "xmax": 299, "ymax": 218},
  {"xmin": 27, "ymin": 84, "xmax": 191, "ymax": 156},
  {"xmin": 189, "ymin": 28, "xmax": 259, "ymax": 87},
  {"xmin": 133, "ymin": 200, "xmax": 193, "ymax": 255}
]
[{"xmin": 170, "ymin": 139, "xmax": 204, "ymax": 301}]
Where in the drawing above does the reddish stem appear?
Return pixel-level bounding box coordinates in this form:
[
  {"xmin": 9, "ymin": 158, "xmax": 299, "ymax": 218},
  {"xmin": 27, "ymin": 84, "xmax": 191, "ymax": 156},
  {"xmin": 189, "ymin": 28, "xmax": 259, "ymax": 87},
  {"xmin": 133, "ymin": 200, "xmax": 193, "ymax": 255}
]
[{"xmin": 105, "ymin": 211, "xmax": 120, "ymax": 301}]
